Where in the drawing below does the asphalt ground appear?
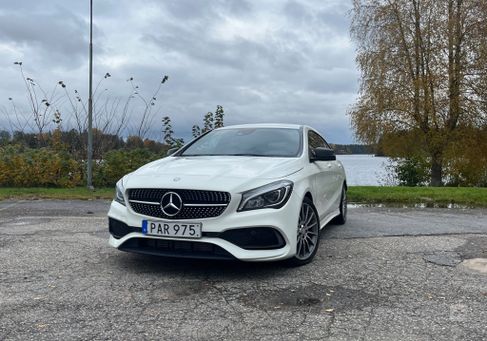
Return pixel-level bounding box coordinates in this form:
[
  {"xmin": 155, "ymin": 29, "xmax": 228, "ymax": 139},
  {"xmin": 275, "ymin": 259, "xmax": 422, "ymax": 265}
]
[{"xmin": 0, "ymin": 200, "xmax": 486, "ymax": 340}]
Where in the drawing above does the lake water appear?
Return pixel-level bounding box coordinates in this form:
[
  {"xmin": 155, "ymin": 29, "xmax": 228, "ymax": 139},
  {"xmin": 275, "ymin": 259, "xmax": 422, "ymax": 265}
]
[{"xmin": 336, "ymin": 154, "xmax": 391, "ymax": 186}]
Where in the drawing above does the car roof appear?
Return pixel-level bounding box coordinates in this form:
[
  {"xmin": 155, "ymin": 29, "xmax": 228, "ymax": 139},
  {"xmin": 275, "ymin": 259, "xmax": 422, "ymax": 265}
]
[{"xmin": 218, "ymin": 123, "xmax": 304, "ymax": 130}]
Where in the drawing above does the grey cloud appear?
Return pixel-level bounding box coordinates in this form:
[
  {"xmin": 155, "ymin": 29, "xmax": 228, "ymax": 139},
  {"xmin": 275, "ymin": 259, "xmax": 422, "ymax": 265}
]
[
  {"xmin": 163, "ymin": 0, "xmax": 216, "ymax": 19},
  {"xmin": 0, "ymin": 0, "xmax": 358, "ymax": 144},
  {"xmin": 162, "ymin": 0, "xmax": 252, "ymax": 19},
  {"xmin": 318, "ymin": 10, "xmax": 352, "ymax": 32},
  {"xmin": 143, "ymin": 32, "xmax": 267, "ymax": 71},
  {"xmin": 282, "ymin": 0, "xmax": 351, "ymax": 33},
  {"xmin": 221, "ymin": 0, "xmax": 253, "ymax": 15},
  {"xmin": 0, "ymin": 10, "xmax": 86, "ymax": 54},
  {"xmin": 306, "ymin": 68, "xmax": 359, "ymax": 94},
  {"xmin": 283, "ymin": 1, "xmax": 312, "ymax": 22}
]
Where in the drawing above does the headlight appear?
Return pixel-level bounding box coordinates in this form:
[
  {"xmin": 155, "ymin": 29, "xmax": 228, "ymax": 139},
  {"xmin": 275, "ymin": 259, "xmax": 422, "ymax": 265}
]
[
  {"xmin": 238, "ymin": 180, "xmax": 293, "ymax": 212},
  {"xmin": 114, "ymin": 179, "xmax": 126, "ymax": 206}
]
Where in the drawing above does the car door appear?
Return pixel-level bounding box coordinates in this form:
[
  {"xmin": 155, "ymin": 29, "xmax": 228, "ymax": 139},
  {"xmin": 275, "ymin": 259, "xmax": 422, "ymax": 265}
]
[
  {"xmin": 307, "ymin": 129, "xmax": 338, "ymax": 220},
  {"xmin": 320, "ymin": 135, "xmax": 344, "ymax": 208}
]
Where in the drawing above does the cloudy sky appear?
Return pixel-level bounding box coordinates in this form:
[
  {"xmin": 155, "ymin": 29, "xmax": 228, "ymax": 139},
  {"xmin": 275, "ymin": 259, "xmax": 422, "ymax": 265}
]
[{"xmin": 0, "ymin": 0, "xmax": 358, "ymax": 143}]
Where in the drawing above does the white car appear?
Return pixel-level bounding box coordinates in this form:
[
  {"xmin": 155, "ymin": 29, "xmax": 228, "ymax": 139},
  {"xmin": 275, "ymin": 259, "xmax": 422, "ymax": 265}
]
[{"xmin": 108, "ymin": 124, "xmax": 347, "ymax": 265}]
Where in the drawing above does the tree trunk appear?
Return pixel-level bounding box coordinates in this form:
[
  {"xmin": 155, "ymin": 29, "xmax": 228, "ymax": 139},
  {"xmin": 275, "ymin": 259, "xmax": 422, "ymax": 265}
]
[{"xmin": 430, "ymin": 156, "xmax": 443, "ymax": 186}]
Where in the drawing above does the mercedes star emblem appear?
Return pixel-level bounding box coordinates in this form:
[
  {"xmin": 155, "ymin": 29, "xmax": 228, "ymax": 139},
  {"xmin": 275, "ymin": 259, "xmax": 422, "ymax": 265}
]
[{"xmin": 160, "ymin": 192, "xmax": 183, "ymax": 216}]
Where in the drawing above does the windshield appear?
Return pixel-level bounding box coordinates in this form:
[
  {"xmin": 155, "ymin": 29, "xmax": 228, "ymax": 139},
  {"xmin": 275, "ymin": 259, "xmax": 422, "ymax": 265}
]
[{"xmin": 179, "ymin": 128, "xmax": 302, "ymax": 157}]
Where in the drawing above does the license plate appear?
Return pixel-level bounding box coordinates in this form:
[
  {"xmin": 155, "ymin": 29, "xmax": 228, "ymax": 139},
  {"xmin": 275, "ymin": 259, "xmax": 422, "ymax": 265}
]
[{"xmin": 142, "ymin": 220, "xmax": 202, "ymax": 238}]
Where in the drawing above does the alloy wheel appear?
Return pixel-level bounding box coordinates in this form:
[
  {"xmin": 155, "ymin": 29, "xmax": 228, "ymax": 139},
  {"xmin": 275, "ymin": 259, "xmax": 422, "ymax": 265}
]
[{"xmin": 296, "ymin": 202, "xmax": 319, "ymax": 260}]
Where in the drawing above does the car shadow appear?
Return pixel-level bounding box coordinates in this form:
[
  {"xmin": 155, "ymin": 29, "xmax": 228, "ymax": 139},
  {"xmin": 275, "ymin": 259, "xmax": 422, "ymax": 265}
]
[
  {"xmin": 108, "ymin": 223, "xmax": 343, "ymax": 277},
  {"xmin": 111, "ymin": 251, "xmax": 295, "ymax": 279},
  {"xmin": 320, "ymin": 223, "xmax": 342, "ymax": 239}
]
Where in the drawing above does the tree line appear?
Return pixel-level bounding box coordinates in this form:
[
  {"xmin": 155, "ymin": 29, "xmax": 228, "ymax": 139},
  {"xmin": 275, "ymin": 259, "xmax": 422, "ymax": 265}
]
[{"xmin": 0, "ymin": 104, "xmax": 227, "ymax": 188}]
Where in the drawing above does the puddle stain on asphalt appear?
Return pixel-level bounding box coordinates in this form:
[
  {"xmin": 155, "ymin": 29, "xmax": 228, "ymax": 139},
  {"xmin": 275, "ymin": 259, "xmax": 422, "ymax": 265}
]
[
  {"xmin": 454, "ymin": 236, "xmax": 487, "ymax": 260},
  {"xmin": 423, "ymin": 252, "xmax": 462, "ymax": 267},
  {"xmin": 422, "ymin": 237, "xmax": 487, "ymax": 274},
  {"xmin": 238, "ymin": 283, "xmax": 379, "ymax": 313}
]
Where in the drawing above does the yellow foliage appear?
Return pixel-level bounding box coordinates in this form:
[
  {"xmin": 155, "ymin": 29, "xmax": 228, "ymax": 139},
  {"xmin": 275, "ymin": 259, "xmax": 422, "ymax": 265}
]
[{"xmin": 0, "ymin": 145, "xmax": 83, "ymax": 187}]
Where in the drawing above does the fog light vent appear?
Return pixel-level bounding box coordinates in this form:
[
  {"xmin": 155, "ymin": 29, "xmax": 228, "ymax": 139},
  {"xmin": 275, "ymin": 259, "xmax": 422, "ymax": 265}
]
[{"xmin": 219, "ymin": 227, "xmax": 286, "ymax": 250}]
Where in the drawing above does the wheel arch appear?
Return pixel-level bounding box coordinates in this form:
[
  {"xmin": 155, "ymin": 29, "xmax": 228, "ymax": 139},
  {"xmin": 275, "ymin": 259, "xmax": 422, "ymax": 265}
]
[{"xmin": 304, "ymin": 191, "xmax": 313, "ymax": 203}]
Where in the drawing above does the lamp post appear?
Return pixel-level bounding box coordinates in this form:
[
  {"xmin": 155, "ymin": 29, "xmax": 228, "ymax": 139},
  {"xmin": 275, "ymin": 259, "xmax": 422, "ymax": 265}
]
[{"xmin": 87, "ymin": 0, "xmax": 94, "ymax": 189}]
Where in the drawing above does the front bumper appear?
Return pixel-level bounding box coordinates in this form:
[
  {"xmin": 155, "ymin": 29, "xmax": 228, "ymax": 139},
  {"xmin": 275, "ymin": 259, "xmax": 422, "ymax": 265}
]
[{"xmin": 107, "ymin": 190, "xmax": 302, "ymax": 261}]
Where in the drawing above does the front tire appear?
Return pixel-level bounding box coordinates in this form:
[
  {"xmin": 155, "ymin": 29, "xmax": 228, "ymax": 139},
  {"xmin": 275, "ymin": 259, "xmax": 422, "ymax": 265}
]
[
  {"xmin": 286, "ymin": 197, "xmax": 320, "ymax": 266},
  {"xmin": 333, "ymin": 186, "xmax": 347, "ymax": 225}
]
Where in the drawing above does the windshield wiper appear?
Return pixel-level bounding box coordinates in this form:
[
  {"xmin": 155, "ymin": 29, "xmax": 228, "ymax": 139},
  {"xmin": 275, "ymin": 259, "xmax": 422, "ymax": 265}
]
[
  {"xmin": 224, "ymin": 153, "xmax": 266, "ymax": 156},
  {"xmin": 181, "ymin": 153, "xmax": 267, "ymax": 157},
  {"xmin": 180, "ymin": 154, "xmax": 218, "ymax": 156}
]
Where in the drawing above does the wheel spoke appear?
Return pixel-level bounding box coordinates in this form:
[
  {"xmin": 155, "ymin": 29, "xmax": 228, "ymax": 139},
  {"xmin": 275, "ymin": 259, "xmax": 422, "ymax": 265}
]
[
  {"xmin": 305, "ymin": 234, "xmax": 313, "ymax": 250},
  {"xmin": 296, "ymin": 238, "xmax": 303, "ymax": 257},
  {"xmin": 305, "ymin": 208, "xmax": 314, "ymax": 225},
  {"xmin": 306, "ymin": 222, "xmax": 318, "ymax": 230},
  {"xmin": 305, "ymin": 233, "xmax": 315, "ymax": 243},
  {"xmin": 303, "ymin": 236, "xmax": 311, "ymax": 249},
  {"xmin": 307, "ymin": 233, "xmax": 316, "ymax": 245},
  {"xmin": 302, "ymin": 237, "xmax": 309, "ymax": 254},
  {"xmin": 303, "ymin": 205, "xmax": 309, "ymax": 225}
]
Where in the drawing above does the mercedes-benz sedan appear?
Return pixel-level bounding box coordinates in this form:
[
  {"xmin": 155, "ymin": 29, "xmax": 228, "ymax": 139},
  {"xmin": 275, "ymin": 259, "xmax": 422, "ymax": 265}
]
[{"xmin": 108, "ymin": 124, "xmax": 347, "ymax": 265}]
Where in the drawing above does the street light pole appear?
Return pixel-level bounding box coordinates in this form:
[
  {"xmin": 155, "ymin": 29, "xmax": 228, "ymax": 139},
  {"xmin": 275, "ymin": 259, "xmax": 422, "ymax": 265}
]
[{"xmin": 87, "ymin": 0, "xmax": 94, "ymax": 189}]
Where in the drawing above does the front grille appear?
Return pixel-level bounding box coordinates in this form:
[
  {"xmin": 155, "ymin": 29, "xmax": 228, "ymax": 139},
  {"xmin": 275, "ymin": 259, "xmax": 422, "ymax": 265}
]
[
  {"xmin": 128, "ymin": 188, "xmax": 231, "ymax": 220},
  {"xmin": 119, "ymin": 238, "xmax": 235, "ymax": 260}
]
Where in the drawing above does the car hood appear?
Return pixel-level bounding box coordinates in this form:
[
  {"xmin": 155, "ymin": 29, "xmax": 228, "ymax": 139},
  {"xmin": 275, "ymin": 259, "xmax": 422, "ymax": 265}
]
[{"xmin": 124, "ymin": 156, "xmax": 303, "ymax": 191}]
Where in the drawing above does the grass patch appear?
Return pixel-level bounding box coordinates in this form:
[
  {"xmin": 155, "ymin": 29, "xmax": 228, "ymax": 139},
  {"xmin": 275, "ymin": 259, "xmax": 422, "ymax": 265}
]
[
  {"xmin": 0, "ymin": 186, "xmax": 486, "ymax": 208},
  {"xmin": 348, "ymin": 186, "xmax": 487, "ymax": 207},
  {"xmin": 0, "ymin": 187, "xmax": 114, "ymax": 201}
]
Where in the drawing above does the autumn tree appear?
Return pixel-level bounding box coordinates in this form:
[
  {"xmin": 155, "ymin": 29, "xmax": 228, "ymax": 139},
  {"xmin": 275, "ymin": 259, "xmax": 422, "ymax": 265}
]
[
  {"xmin": 202, "ymin": 111, "xmax": 214, "ymax": 134},
  {"xmin": 191, "ymin": 105, "xmax": 227, "ymax": 138},
  {"xmin": 162, "ymin": 116, "xmax": 174, "ymax": 145},
  {"xmin": 192, "ymin": 125, "xmax": 201, "ymax": 138},
  {"xmin": 214, "ymin": 105, "xmax": 225, "ymax": 128},
  {"xmin": 350, "ymin": 0, "xmax": 487, "ymax": 186}
]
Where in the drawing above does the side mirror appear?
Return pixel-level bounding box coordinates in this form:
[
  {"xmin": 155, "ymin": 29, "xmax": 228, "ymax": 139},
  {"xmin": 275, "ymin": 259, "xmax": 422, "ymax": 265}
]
[
  {"xmin": 166, "ymin": 147, "xmax": 179, "ymax": 156},
  {"xmin": 310, "ymin": 147, "xmax": 336, "ymax": 161}
]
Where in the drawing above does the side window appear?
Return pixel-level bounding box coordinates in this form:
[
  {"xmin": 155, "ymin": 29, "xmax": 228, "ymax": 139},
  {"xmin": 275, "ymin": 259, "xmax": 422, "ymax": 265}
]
[{"xmin": 308, "ymin": 130, "xmax": 327, "ymax": 149}]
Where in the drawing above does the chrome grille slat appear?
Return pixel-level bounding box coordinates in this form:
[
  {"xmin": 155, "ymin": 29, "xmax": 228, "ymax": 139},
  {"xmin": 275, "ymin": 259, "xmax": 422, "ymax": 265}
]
[{"xmin": 128, "ymin": 199, "xmax": 159, "ymax": 205}]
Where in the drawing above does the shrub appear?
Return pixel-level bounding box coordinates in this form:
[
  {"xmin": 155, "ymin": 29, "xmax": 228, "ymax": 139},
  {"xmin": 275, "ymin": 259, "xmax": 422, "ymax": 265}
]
[
  {"xmin": 444, "ymin": 129, "xmax": 487, "ymax": 187},
  {"xmin": 0, "ymin": 145, "xmax": 83, "ymax": 187},
  {"xmin": 93, "ymin": 148, "xmax": 163, "ymax": 187},
  {"xmin": 385, "ymin": 157, "xmax": 430, "ymax": 187}
]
